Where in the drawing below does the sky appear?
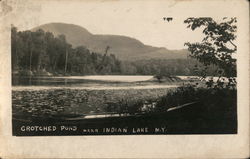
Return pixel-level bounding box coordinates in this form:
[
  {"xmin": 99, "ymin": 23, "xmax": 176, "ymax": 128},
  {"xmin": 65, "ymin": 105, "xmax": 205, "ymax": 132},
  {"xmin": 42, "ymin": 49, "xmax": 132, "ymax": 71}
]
[{"xmin": 12, "ymin": 0, "xmax": 240, "ymax": 50}]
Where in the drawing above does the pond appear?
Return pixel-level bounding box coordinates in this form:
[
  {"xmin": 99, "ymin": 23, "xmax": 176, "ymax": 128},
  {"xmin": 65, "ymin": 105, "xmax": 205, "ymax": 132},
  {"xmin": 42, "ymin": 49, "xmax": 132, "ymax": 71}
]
[
  {"xmin": 12, "ymin": 75, "xmax": 181, "ymax": 90},
  {"xmin": 13, "ymin": 75, "xmax": 153, "ymax": 85},
  {"xmin": 12, "ymin": 75, "xmax": 180, "ymax": 117}
]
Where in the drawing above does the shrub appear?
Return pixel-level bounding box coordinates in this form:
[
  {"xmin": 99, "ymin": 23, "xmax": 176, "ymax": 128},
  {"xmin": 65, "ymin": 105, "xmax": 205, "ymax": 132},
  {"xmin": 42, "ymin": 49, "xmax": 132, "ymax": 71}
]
[{"xmin": 155, "ymin": 85, "xmax": 237, "ymax": 112}]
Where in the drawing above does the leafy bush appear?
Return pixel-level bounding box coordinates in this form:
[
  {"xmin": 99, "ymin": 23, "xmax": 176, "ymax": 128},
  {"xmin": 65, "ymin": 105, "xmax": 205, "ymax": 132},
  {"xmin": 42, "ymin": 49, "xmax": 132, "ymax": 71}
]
[{"xmin": 155, "ymin": 85, "xmax": 237, "ymax": 112}]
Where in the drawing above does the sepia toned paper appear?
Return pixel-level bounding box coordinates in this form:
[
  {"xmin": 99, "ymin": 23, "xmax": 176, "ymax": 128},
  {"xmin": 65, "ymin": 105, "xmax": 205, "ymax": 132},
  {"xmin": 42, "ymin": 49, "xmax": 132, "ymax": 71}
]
[{"xmin": 0, "ymin": 0, "xmax": 249, "ymax": 158}]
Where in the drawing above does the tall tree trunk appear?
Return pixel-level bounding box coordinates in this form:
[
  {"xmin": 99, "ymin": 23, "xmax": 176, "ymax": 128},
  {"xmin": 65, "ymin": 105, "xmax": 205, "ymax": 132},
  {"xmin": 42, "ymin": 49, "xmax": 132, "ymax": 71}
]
[
  {"xmin": 15, "ymin": 37, "xmax": 19, "ymax": 70},
  {"xmin": 29, "ymin": 46, "xmax": 32, "ymax": 73},
  {"xmin": 97, "ymin": 46, "xmax": 110, "ymax": 71},
  {"xmin": 64, "ymin": 47, "xmax": 68, "ymax": 74},
  {"xmin": 53, "ymin": 59, "xmax": 57, "ymax": 71}
]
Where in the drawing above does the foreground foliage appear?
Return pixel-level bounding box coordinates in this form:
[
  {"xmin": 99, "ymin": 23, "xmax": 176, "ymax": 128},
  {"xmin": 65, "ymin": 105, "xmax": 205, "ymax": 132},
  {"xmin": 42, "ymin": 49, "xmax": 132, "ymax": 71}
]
[
  {"xmin": 155, "ymin": 85, "xmax": 237, "ymax": 113},
  {"xmin": 184, "ymin": 17, "xmax": 237, "ymax": 87}
]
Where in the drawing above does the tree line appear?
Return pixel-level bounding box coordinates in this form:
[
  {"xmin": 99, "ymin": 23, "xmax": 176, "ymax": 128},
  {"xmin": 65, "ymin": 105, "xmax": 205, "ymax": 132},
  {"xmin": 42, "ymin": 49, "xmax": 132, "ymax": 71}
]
[
  {"xmin": 11, "ymin": 26, "xmax": 122, "ymax": 76},
  {"xmin": 125, "ymin": 59, "xmax": 219, "ymax": 76},
  {"xmin": 11, "ymin": 26, "xmax": 219, "ymax": 77}
]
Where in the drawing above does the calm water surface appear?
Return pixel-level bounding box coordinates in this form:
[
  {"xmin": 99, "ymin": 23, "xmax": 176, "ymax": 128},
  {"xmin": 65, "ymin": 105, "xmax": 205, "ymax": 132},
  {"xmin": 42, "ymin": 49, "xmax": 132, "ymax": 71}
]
[{"xmin": 12, "ymin": 75, "xmax": 180, "ymax": 90}]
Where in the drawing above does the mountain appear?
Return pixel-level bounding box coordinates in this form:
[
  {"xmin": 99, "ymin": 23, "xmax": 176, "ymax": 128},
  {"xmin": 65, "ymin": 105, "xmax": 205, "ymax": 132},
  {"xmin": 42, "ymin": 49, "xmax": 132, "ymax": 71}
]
[{"xmin": 32, "ymin": 23, "xmax": 188, "ymax": 60}]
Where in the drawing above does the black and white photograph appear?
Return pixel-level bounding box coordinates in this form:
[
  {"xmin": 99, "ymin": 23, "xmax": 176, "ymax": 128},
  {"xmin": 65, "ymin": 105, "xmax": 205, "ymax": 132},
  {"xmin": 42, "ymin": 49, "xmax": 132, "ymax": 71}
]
[
  {"xmin": 11, "ymin": 2, "xmax": 238, "ymax": 136},
  {"xmin": 0, "ymin": 0, "xmax": 249, "ymax": 158}
]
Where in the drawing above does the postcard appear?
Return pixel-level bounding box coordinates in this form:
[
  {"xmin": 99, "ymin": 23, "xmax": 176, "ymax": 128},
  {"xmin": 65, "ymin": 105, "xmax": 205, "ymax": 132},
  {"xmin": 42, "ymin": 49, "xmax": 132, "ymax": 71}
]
[{"xmin": 0, "ymin": 0, "xmax": 249, "ymax": 158}]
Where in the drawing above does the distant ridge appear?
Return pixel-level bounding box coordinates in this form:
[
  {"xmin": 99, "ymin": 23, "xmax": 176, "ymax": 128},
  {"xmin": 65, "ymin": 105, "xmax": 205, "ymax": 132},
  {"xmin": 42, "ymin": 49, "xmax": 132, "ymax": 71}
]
[{"xmin": 32, "ymin": 22, "xmax": 188, "ymax": 60}]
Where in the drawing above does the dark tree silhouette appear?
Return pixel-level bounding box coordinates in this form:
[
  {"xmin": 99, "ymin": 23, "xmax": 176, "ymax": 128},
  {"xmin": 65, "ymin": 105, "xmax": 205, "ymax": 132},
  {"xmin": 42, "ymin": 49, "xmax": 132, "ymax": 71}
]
[{"xmin": 184, "ymin": 17, "xmax": 237, "ymax": 87}]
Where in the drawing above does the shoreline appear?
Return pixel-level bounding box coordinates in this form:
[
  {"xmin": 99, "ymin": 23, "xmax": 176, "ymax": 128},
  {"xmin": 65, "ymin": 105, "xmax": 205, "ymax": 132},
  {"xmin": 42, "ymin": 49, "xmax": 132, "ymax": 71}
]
[{"xmin": 12, "ymin": 84, "xmax": 179, "ymax": 91}]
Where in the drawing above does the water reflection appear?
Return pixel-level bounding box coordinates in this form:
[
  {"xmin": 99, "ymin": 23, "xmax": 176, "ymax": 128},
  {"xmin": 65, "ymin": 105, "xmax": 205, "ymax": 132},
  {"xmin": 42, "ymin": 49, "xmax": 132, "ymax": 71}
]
[
  {"xmin": 12, "ymin": 76, "xmax": 119, "ymax": 86},
  {"xmin": 12, "ymin": 75, "xmax": 180, "ymax": 90}
]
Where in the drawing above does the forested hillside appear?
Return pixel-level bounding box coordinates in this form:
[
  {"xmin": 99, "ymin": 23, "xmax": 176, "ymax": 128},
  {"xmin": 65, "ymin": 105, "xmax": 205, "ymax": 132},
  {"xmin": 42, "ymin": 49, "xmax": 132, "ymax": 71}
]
[
  {"xmin": 126, "ymin": 59, "xmax": 219, "ymax": 76},
  {"xmin": 32, "ymin": 23, "xmax": 188, "ymax": 60},
  {"xmin": 11, "ymin": 27, "xmax": 122, "ymax": 75},
  {"xmin": 11, "ymin": 26, "xmax": 219, "ymax": 76}
]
